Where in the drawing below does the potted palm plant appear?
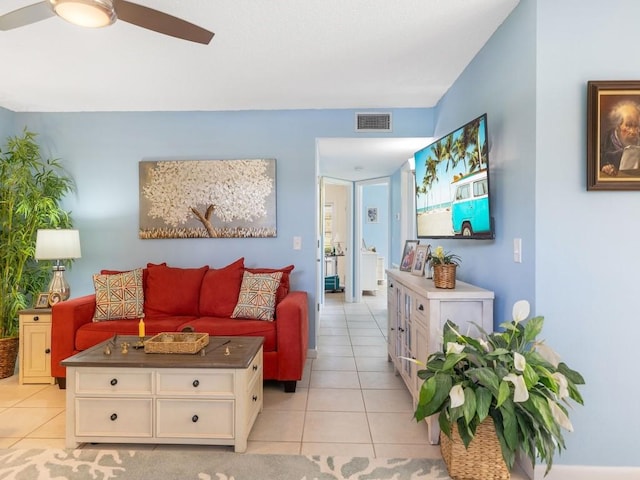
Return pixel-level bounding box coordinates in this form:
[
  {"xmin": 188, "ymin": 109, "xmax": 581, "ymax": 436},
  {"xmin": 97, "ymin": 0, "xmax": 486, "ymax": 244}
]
[
  {"xmin": 414, "ymin": 300, "xmax": 585, "ymax": 478},
  {"xmin": 0, "ymin": 129, "xmax": 74, "ymax": 378}
]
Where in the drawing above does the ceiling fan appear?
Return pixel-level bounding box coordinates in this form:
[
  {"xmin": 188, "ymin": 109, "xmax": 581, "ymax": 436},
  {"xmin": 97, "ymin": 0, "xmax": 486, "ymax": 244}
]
[{"xmin": 0, "ymin": 0, "xmax": 214, "ymax": 44}]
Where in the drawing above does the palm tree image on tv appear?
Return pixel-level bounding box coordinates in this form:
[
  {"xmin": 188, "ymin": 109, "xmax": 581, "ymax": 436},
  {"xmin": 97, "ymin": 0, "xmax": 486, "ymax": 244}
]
[{"xmin": 414, "ymin": 114, "xmax": 492, "ymax": 239}]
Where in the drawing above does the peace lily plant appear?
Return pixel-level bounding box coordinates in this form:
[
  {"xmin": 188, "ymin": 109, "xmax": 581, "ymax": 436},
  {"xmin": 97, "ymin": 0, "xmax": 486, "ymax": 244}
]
[{"xmin": 413, "ymin": 300, "xmax": 585, "ymax": 475}]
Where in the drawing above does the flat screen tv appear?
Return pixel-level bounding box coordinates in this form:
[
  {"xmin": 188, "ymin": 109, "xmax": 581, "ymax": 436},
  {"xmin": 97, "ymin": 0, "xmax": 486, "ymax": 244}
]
[{"xmin": 414, "ymin": 113, "xmax": 494, "ymax": 239}]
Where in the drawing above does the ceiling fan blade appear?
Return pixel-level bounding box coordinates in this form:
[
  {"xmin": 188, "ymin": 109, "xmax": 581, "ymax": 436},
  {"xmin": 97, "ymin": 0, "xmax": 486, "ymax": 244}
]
[
  {"xmin": 113, "ymin": 0, "xmax": 213, "ymax": 44},
  {"xmin": 0, "ymin": 1, "xmax": 54, "ymax": 31}
]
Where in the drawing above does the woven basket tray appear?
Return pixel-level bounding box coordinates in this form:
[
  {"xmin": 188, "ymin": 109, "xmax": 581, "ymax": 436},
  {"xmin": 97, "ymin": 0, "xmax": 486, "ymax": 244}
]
[
  {"xmin": 144, "ymin": 332, "xmax": 209, "ymax": 354},
  {"xmin": 440, "ymin": 418, "xmax": 510, "ymax": 480}
]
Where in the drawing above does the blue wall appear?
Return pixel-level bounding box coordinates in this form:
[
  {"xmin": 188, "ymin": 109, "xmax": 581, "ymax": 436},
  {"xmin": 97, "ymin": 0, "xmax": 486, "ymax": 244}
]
[
  {"xmin": 362, "ymin": 183, "xmax": 389, "ymax": 265},
  {"xmin": 11, "ymin": 108, "xmax": 431, "ymax": 350},
  {"xmin": 431, "ymin": 0, "xmax": 638, "ymax": 469}
]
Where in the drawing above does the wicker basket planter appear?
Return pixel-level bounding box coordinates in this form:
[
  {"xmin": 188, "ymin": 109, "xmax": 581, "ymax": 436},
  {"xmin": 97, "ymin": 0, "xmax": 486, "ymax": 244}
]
[
  {"xmin": 440, "ymin": 418, "xmax": 510, "ymax": 480},
  {"xmin": 433, "ymin": 264, "xmax": 457, "ymax": 288},
  {"xmin": 0, "ymin": 337, "xmax": 19, "ymax": 379}
]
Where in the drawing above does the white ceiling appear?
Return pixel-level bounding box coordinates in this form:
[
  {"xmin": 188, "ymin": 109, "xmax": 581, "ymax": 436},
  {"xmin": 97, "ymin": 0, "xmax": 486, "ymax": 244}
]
[{"xmin": 0, "ymin": 0, "xmax": 519, "ymax": 180}]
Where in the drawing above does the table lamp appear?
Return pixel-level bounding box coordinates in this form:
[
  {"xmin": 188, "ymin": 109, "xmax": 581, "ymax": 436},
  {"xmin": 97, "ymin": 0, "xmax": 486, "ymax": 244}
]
[{"xmin": 35, "ymin": 229, "xmax": 82, "ymax": 301}]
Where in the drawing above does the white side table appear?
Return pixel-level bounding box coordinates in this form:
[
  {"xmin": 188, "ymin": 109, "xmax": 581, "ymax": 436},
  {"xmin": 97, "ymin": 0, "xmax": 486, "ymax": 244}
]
[{"xmin": 18, "ymin": 308, "xmax": 55, "ymax": 384}]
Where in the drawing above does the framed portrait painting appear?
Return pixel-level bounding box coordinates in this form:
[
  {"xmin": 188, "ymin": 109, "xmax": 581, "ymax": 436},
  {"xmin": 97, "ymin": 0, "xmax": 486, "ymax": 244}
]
[
  {"xmin": 587, "ymin": 81, "xmax": 640, "ymax": 190},
  {"xmin": 399, "ymin": 240, "xmax": 419, "ymax": 272}
]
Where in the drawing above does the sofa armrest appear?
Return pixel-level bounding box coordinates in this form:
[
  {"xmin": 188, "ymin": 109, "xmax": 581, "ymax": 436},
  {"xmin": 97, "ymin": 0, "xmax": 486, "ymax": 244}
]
[
  {"xmin": 50, "ymin": 294, "xmax": 96, "ymax": 379},
  {"xmin": 274, "ymin": 290, "xmax": 309, "ymax": 380}
]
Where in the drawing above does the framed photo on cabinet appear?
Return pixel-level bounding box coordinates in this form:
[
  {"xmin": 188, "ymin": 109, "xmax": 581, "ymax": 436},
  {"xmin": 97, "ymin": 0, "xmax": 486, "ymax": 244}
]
[
  {"xmin": 411, "ymin": 244, "xmax": 431, "ymax": 276},
  {"xmin": 400, "ymin": 240, "xmax": 419, "ymax": 272}
]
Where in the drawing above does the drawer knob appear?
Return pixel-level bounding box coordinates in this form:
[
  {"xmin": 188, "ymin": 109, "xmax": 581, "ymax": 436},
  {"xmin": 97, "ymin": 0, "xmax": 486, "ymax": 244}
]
[
  {"xmin": 252, "ymin": 395, "xmax": 258, "ymax": 402},
  {"xmin": 192, "ymin": 379, "xmax": 200, "ymax": 388},
  {"xmin": 252, "ymin": 364, "xmax": 258, "ymax": 371},
  {"xmin": 110, "ymin": 378, "xmax": 118, "ymax": 386},
  {"xmin": 45, "ymin": 348, "xmax": 51, "ymax": 354},
  {"xmin": 192, "ymin": 415, "xmax": 199, "ymax": 423},
  {"xmin": 33, "ymin": 316, "xmax": 39, "ymax": 321},
  {"xmin": 418, "ymin": 304, "xmax": 424, "ymax": 311},
  {"xmin": 110, "ymin": 413, "xmax": 118, "ymax": 421}
]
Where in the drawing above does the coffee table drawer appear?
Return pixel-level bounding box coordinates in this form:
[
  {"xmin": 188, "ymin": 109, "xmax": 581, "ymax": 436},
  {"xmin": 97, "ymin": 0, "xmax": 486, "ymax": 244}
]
[
  {"xmin": 156, "ymin": 399, "xmax": 234, "ymax": 438},
  {"xmin": 156, "ymin": 370, "xmax": 234, "ymax": 396},
  {"xmin": 75, "ymin": 398, "xmax": 152, "ymax": 437},
  {"xmin": 75, "ymin": 369, "xmax": 153, "ymax": 394}
]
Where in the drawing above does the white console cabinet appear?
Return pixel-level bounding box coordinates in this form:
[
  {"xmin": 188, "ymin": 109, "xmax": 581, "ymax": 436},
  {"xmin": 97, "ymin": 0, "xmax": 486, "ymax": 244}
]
[{"xmin": 386, "ymin": 269, "xmax": 494, "ymax": 444}]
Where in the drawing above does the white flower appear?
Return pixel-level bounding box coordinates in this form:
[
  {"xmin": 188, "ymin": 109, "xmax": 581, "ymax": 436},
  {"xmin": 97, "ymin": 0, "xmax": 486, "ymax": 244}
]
[
  {"xmin": 512, "ymin": 300, "xmax": 530, "ymax": 323},
  {"xmin": 478, "ymin": 338, "xmax": 490, "ymax": 352},
  {"xmin": 552, "ymin": 372, "xmax": 569, "ymax": 399},
  {"xmin": 446, "ymin": 342, "xmax": 465, "ymax": 355},
  {"xmin": 514, "ymin": 352, "xmax": 526, "ymax": 372},
  {"xmin": 449, "ymin": 384, "xmax": 465, "ymax": 408},
  {"xmin": 548, "ymin": 398, "xmax": 573, "ymax": 431},
  {"xmin": 536, "ymin": 342, "xmax": 561, "ymax": 368},
  {"xmin": 503, "ymin": 373, "xmax": 529, "ymax": 402}
]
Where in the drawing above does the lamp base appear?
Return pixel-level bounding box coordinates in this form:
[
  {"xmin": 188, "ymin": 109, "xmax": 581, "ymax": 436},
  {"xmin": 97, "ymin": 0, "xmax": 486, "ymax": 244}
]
[{"xmin": 48, "ymin": 266, "xmax": 70, "ymax": 301}]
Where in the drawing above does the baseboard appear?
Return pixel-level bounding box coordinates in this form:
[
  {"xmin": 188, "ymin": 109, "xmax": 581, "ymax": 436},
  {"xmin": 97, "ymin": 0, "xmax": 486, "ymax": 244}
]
[
  {"xmin": 516, "ymin": 450, "xmax": 638, "ymax": 479},
  {"xmin": 307, "ymin": 348, "xmax": 318, "ymax": 359},
  {"xmin": 533, "ymin": 465, "xmax": 640, "ymax": 479}
]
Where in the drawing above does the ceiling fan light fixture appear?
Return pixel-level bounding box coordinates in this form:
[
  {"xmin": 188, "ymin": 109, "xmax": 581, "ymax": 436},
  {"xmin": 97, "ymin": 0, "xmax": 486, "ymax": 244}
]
[{"xmin": 51, "ymin": 0, "xmax": 116, "ymax": 28}]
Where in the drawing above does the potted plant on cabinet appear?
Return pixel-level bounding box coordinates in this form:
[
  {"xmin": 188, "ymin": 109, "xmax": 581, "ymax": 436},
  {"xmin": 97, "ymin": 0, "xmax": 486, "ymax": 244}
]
[
  {"xmin": 0, "ymin": 130, "xmax": 74, "ymax": 378},
  {"xmin": 413, "ymin": 300, "xmax": 585, "ymax": 479},
  {"xmin": 430, "ymin": 246, "xmax": 461, "ymax": 288}
]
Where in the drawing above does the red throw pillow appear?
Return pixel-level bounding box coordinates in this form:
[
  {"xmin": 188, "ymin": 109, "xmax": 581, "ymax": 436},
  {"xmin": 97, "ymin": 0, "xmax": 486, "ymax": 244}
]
[
  {"xmin": 100, "ymin": 263, "xmax": 166, "ymax": 289},
  {"xmin": 245, "ymin": 264, "xmax": 294, "ymax": 305},
  {"xmin": 199, "ymin": 258, "xmax": 245, "ymax": 317},
  {"xmin": 144, "ymin": 264, "xmax": 209, "ymax": 317}
]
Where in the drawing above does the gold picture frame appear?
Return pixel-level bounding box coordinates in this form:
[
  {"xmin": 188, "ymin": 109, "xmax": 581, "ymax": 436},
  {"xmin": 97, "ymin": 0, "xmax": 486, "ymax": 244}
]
[{"xmin": 34, "ymin": 293, "xmax": 50, "ymax": 309}]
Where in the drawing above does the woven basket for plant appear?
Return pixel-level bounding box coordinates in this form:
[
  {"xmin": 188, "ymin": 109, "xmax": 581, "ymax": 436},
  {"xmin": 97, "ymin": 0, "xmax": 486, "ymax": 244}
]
[
  {"xmin": 440, "ymin": 417, "xmax": 510, "ymax": 480},
  {"xmin": 433, "ymin": 264, "xmax": 457, "ymax": 289},
  {"xmin": 0, "ymin": 337, "xmax": 19, "ymax": 379}
]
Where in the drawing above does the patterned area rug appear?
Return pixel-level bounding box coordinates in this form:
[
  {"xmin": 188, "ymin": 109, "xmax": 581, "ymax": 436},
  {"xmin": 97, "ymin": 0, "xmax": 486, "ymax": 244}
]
[{"xmin": 0, "ymin": 449, "xmax": 452, "ymax": 480}]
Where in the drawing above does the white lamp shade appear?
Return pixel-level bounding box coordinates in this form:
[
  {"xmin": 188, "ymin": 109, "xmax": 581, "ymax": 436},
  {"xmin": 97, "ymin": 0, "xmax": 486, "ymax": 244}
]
[{"xmin": 35, "ymin": 229, "xmax": 82, "ymax": 260}]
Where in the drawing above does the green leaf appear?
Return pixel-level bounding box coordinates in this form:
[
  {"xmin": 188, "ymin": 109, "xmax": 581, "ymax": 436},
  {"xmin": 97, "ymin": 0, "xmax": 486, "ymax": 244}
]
[
  {"xmin": 462, "ymin": 387, "xmax": 477, "ymax": 425},
  {"xmin": 466, "ymin": 367, "xmax": 500, "ymax": 394},
  {"xmin": 474, "ymin": 387, "xmax": 492, "ymax": 422},
  {"xmin": 442, "ymin": 352, "xmax": 467, "ymax": 371},
  {"xmin": 415, "ymin": 373, "xmax": 452, "ymax": 420},
  {"xmin": 497, "ymin": 380, "xmax": 510, "ymax": 407},
  {"xmin": 523, "ymin": 315, "xmax": 544, "ymax": 343},
  {"xmin": 558, "ymin": 362, "xmax": 586, "ymax": 385},
  {"xmin": 523, "ymin": 363, "xmax": 539, "ymax": 388}
]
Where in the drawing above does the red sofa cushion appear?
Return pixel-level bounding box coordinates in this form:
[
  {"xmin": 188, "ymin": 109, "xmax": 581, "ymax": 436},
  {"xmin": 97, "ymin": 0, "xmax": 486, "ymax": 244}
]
[
  {"xmin": 199, "ymin": 258, "xmax": 245, "ymax": 317},
  {"xmin": 75, "ymin": 316, "xmax": 192, "ymax": 351},
  {"xmin": 184, "ymin": 317, "xmax": 276, "ymax": 352},
  {"xmin": 245, "ymin": 264, "xmax": 294, "ymax": 305},
  {"xmin": 144, "ymin": 265, "xmax": 209, "ymax": 317}
]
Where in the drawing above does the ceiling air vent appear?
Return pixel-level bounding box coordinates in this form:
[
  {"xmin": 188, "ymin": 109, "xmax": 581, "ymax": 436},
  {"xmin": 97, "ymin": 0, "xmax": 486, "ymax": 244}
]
[{"xmin": 355, "ymin": 112, "xmax": 392, "ymax": 132}]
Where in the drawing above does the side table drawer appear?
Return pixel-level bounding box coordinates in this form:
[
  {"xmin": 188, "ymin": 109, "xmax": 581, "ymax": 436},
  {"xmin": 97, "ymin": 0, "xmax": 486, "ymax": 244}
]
[
  {"xmin": 75, "ymin": 398, "xmax": 152, "ymax": 437},
  {"xmin": 157, "ymin": 370, "xmax": 234, "ymax": 396},
  {"xmin": 75, "ymin": 369, "xmax": 153, "ymax": 394},
  {"xmin": 246, "ymin": 347, "xmax": 263, "ymax": 388},
  {"xmin": 156, "ymin": 399, "xmax": 234, "ymax": 439}
]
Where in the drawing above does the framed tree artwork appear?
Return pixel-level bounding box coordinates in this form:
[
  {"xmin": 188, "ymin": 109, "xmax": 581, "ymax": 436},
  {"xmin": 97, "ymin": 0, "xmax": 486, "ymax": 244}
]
[{"xmin": 139, "ymin": 159, "xmax": 277, "ymax": 238}]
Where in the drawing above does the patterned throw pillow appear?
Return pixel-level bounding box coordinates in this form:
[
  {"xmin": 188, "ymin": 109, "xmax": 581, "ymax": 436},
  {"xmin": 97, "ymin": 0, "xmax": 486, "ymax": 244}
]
[
  {"xmin": 231, "ymin": 271, "xmax": 283, "ymax": 321},
  {"xmin": 93, "ymin": 268, "xmax": 145, "ymax": 321}
]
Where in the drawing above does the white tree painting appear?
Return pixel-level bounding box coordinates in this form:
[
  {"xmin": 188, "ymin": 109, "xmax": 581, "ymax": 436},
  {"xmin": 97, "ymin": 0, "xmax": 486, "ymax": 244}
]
[{"xmin": 139, "ymin": 159, "xmax": 276, "ymax": 239}]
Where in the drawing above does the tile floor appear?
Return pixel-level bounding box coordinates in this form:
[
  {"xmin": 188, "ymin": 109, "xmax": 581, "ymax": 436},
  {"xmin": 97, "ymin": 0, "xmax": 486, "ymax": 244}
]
[{"xmin": 0, "ymin": 288, "xmax": 528, "ymax": 477}]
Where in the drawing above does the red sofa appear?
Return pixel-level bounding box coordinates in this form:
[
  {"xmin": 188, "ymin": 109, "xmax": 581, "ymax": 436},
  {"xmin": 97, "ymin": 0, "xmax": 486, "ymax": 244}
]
[{"xmin": 51, "ymin": 259, "xmax": 308, "ymax": 392}]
